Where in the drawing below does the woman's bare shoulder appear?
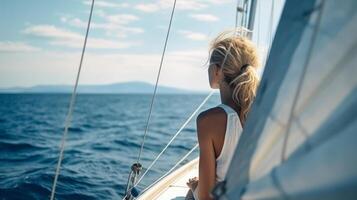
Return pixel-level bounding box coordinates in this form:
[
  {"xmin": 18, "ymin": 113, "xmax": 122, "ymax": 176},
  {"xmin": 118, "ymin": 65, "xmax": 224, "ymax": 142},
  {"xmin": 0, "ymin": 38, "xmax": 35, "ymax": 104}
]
[
  {"xmin": 197, "ymin": 107, "xmax": 226, "ymax": 122},
  {"xmin": 196, "ymin": 107, "xmax": 227, "ymax": 137}
]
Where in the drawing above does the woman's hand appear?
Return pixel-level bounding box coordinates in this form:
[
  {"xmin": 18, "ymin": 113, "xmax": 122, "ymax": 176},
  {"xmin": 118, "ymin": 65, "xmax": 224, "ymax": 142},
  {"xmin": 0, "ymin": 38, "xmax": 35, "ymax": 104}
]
[{"xmin": 186, "ymin": 177, "xmax": 198, "ymax": 191}]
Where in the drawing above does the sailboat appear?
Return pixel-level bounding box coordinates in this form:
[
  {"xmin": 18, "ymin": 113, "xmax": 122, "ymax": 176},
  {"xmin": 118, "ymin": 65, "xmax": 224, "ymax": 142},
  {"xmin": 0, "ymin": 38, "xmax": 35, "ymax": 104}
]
[
  {"xmin": 134, "ymin": 0, "xmax": 357, "ymax": 199},
  {"xmin": 49, "ymin": 0, "xmax": 357, "ymax": 199}
]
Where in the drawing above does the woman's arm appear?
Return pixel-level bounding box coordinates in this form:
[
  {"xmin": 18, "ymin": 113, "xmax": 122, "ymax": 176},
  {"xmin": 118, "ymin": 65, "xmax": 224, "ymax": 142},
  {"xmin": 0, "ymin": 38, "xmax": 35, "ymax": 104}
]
[{"xmin": 196, "ymin": 112, "xmax": 217, "ymax": 200}]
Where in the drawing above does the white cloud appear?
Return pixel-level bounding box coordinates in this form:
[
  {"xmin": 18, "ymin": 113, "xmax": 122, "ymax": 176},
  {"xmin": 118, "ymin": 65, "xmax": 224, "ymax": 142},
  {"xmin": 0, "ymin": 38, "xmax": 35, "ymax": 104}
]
[
  {"xmin": 61, "ymin": 13, "xmax": 143, "ymax": 39},
  {"xmin": 24, "ymin": 25, "xmax": 83, "ymax": 40},
  {"xmin": 105, "ymin": 14, "xmax": 139, "ymax": 25},
  {"xmin": 190, "ymin": 14, "xmax": 219, "ymax": 22},
  {"xmin": 66, "ymin": 17, "xmax": 88, "ymax": 28},
  {"xmin": 179, "ymin": 30, "xmax": 209, "ymax": 41},
  {"xmin": 60, "ymin": 16, "xmax": 68, "ymax": 23},
  {"xmin": 135, "ymin": 0, "xmax": 206, "ymax": 12},
  {"xmin": 23, "ymin": 25, "xmax": 138, "ymax": 49},
  {"xmin": 0, "ymin": 41, "xmax": 41, "ymax": 52},
  {"xmin": 83, "ymin": 0, "xmax": 129, "ymax": 8},
  {"xmin": 64, "ymin": 14, "xmax": 139, "ymax": 28},
  {"xmin": 172, "ymin": 0, "xmax": 208, "ymax": 10},
  {"xmin": 208, "ymin": 0, "xmax": 231, "ymax": 4},
  {"xmin": 135, "ymin": 3, "xmax": 160, "ymax": 13},
  {"xmin": 135, "ymin": 0, "xmax": 231, "ymax": 12}
]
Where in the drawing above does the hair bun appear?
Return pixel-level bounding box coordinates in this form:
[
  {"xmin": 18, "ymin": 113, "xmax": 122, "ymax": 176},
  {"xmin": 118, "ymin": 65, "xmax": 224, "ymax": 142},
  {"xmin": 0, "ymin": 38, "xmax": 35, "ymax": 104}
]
[{"xmin": 240, "ymin": 64, "xmax": 250, "ymax": 72}]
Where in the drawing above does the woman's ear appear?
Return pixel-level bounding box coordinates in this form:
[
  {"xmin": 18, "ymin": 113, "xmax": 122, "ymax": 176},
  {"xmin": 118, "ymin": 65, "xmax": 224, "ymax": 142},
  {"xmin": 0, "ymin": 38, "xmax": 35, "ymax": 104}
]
[
  {"xmin": 215, "ymin": 65, "xmax": 224, "ymax": 80},
  {"xmin": 214, "ymin": 64, "xmax": 221, "ymax": 76}
]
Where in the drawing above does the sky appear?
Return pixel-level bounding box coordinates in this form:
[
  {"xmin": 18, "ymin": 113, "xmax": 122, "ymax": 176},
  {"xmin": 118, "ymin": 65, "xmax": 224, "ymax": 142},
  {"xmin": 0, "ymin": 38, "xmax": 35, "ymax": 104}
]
[{"xmin": 0, "ymin": 0, "xmax": 285, "ymax": 91}]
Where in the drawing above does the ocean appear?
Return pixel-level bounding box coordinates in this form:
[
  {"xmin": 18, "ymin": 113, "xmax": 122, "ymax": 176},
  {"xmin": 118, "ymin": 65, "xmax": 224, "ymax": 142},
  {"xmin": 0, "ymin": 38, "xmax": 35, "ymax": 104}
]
[{"xmin": 0, "ymin": 93, "xmax": 220, "ymax": 200}]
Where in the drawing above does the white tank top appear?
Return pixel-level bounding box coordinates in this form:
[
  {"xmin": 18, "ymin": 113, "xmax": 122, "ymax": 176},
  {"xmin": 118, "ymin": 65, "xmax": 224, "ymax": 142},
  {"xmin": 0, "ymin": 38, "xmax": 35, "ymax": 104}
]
[{"xmin": 215, "ymin": 104, "xmax": 243, "ymax": 182}]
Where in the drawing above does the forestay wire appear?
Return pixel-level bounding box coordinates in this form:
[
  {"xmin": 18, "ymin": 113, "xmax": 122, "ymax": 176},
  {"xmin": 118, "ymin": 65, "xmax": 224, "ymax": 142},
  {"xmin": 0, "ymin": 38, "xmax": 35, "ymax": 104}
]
[
  {"xmin": 50, "ymin": 0, "xmax": 95, "ymax": 199},
  {"xmin": 136, "ymin": 0, "xmax": 177, "ymax": 165},
  {"xmin": 122, "ymin": 0, "xmax": 177, "ymax": 199}
]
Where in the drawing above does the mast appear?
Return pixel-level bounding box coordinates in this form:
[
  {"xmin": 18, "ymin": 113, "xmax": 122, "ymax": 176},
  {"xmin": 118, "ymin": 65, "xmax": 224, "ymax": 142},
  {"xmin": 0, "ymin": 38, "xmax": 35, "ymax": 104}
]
[
  {"xmin": 247, "ymin": 0, "xmax": 257, "ymax": 31},
  {"xmin": 236, "ymin": 0, "xmax": 257, "ymax": 38}
]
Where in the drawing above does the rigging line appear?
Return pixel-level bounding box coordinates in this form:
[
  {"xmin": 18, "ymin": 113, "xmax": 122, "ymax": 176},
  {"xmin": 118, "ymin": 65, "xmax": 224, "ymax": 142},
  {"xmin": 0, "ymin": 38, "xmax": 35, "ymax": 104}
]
[
  {"xmin": 140, "ymin": 144, "xmax": 199, "ymax": 193},
  {"xmin": 280, "ymin": 0, "xmax": 325, "ymax": 162},
  {"xmin": 121, "ymin": 144, "xmax": 198, "ymax": 200},
  {"xmin": 240, "ymin": 0, "xmax": 246, "ymax": 28},
  {"xmin": 235, "ymin": 0, "xmax": 241, "ymax": 28},
  {"xmin": 264, "ymin": 0, "xmax": 275, "ymax": 67},
  {"xmin": 135, "ymin": 91, "xmax": 214, "ymax": 186},
  {"xmin": 257, "ymin": 0, "xmax": 261, "ymax": 47},
  {"xmin": 49, "ymin": 0, "xmax": 95, "ymax": 199},
  {"xmin": 243, "ymin": 0, "xmax": 249, "ymax": 28},
  {"xmin": 268, "ymin": 0, "xmax": 275, "ymax": 47},
  {"xmin": 136, "ymin": 0, "xmax": 177, "ymax": 164}
]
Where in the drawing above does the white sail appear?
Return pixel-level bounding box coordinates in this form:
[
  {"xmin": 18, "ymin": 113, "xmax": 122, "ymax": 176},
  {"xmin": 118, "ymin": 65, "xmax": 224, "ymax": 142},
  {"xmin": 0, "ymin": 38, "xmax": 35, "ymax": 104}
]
[{"xmin": 219, "ymin": 0, "xmax": 357, "ymax": 199}]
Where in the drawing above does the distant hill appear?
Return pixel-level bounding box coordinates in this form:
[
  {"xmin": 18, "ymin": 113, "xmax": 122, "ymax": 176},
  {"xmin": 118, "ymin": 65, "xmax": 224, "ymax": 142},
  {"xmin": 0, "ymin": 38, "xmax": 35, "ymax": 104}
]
[{"xmin": 0, "ymin": 81, "xmax": 207, "ymax": 94}]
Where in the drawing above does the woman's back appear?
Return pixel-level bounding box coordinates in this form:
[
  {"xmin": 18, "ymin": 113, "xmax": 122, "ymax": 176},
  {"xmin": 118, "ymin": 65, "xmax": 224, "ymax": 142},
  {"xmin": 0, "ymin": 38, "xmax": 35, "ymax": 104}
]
[{"xmin": 197, "ymin": 103, "xmax": 243, "ymax": 182}]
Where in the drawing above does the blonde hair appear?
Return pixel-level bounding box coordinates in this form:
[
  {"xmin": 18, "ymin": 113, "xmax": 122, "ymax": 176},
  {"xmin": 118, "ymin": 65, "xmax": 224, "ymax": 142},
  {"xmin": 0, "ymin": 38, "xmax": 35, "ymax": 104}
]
[{"xmin": 210, "ymin": 30, "xmax": 260, "ymax": 124}]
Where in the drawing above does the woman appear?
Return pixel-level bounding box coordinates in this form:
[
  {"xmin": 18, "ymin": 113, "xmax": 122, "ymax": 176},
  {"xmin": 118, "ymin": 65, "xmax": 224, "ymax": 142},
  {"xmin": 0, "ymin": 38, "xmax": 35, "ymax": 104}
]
[{"xmin": 186, "ymin": 31, "xmax": 260, "ymax": 200}]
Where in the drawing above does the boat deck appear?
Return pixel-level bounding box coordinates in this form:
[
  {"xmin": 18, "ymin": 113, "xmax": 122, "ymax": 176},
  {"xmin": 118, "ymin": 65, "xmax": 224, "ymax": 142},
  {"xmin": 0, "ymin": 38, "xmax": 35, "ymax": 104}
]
[{"xmin": 138, "ymin": 158, "xmax": 199, "ymax": 200}]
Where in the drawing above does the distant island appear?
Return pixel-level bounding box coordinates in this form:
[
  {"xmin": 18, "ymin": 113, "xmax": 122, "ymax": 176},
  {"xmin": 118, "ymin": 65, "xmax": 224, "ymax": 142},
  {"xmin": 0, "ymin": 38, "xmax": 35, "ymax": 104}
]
[{"xmin": 0, "ymin": 81, "xmax": 209, "ymax": 94}]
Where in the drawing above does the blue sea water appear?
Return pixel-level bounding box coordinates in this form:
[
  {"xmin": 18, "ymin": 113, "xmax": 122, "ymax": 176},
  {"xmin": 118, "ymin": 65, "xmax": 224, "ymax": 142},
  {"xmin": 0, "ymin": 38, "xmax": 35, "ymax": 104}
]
[{"xmin": 0, "ymin": 94, "xmax": 220, "ymax": 200}]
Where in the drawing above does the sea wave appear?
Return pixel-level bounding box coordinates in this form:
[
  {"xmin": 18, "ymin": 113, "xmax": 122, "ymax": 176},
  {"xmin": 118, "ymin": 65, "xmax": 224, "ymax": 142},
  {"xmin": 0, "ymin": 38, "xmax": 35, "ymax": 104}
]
[{"xmin": 0, "ymin": 94, "xmax": 219, "ymax": 199}]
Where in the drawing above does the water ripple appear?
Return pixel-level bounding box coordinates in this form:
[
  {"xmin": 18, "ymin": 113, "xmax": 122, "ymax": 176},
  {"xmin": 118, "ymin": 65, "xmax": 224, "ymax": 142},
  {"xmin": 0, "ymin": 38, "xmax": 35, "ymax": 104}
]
[{"xmin": 0, "ymin": 93, "xmax": 219, "ymax": 199}]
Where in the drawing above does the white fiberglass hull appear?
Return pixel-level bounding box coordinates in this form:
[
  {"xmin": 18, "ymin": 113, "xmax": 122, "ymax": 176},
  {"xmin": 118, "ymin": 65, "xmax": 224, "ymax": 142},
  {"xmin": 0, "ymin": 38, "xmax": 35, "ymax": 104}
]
[{"xmin": 138, "ymin": 158, "xmax": 199, "ymax": 200}]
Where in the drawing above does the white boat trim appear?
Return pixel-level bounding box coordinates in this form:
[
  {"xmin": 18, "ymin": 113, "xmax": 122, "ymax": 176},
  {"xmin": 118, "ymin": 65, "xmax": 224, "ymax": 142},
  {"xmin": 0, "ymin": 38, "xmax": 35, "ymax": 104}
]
[{"xmin": 138, "ymin": 157, "xmax": 199, "ymax": 200}]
